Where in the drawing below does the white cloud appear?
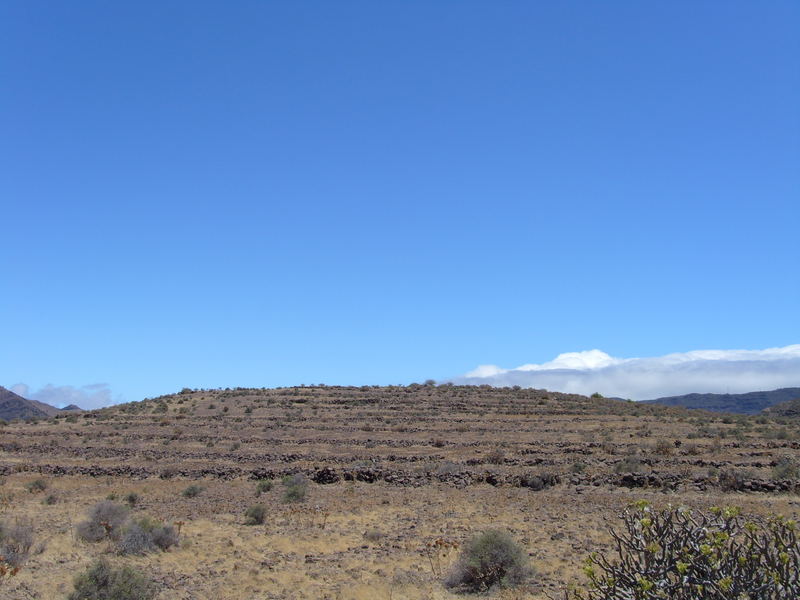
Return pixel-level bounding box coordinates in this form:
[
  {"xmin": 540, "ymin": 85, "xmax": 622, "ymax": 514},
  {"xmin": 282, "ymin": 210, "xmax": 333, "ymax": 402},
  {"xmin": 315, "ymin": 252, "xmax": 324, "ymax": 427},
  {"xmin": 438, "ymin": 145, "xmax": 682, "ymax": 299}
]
[
  {"xmin": 452, "ymin": 345, "xmax": 800, "ymax": 400},
  {"xmin": 10, "ymin": 382, "xmax": 121, "ymax": 410}
]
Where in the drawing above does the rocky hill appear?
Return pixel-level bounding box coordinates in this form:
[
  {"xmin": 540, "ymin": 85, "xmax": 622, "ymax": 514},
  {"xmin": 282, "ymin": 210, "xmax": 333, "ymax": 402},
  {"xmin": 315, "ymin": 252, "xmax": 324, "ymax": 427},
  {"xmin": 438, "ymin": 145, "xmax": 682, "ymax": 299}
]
[
  {"xmin": 0, "ymin": 386, "xmax": 63, "ymax": 420},
  {"xmin": 643, "ymin": 387, "xmax": 800, "ymax": 415},
  {"xmin": 762, "ymin": 397, "xmax": 800, "ymax": 419}
]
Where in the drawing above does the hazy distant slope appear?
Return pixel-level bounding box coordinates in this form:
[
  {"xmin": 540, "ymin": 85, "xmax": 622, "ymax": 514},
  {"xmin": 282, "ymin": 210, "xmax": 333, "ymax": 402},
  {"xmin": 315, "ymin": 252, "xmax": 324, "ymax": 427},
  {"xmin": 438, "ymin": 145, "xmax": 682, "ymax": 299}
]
[
  {"xmin": 762, "ymin": 397, "xmax": 800, "ymax": 419},
  {"xmin": 0, "ymin": 386, "xmax": 62, "ymax": 420},
  {"xmin": 643, "ymin": 387, "xmax": 800, "ymax": 415}
]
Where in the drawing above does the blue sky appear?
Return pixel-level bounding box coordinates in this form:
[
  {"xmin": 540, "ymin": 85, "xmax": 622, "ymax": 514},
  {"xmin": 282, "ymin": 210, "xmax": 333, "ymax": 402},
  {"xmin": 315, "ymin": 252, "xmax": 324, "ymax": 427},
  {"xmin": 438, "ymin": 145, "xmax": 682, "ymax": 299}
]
[{"xmin": 2, "ymin": 2, "xmax": 798, "ymax": 407}]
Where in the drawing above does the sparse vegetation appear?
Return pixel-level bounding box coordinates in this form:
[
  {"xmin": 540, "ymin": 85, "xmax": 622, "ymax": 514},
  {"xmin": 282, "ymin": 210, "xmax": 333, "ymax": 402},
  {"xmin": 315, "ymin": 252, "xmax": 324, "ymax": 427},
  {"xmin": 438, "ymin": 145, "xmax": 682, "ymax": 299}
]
[
  {"xmin": 0, "ymin": 518, "xmax": 34, "ymax": 569},
  {"xmin": 181, "ymin": 484, "xmax": 203, "ymax": 498},
  {"xmin": 76, "ymin": 501, "xmax": 129, "ymax": 542},
  {"xmin": 255, "ymin": 479, "xmax": 273, "ymax": 496},
  {"xmin": 772, "ymin": 455, "xmax": 799, "ymax": 480},
  {"xmin": 25, "ymin": 478, "xmax": 47, "ymax": 493},
  {"xmin": 68, "ymin": 559, "xmax": 157, "ymax": 600},
  {"xmin": 117, "ymin": 517, "xmax": 179, "ymax": 555},
  {"xmin": 2, "ymin": 385, "xmax": 799, "ymax": 597},
  {"xmin": 571, "ymin": 502, "xmax": 800, "ymax": 599},
  {"xmin": 444, "ymin": 529, "xmax": 533, "ymax": 592},
  {"xmin": 282, "ymin": 474, "xmax": 309, "ymax": 503},
  {"xmin": 244, "ymin": 504, "xmax": 266, "ymax": 525}
]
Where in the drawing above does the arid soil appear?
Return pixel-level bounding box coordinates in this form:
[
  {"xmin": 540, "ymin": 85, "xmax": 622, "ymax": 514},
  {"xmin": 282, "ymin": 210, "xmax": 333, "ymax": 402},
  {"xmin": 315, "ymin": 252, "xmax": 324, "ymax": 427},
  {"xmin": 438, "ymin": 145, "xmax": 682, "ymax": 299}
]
[{"xmin": 2, "ymin": 385, "xmax": 799, "ymax": 599}]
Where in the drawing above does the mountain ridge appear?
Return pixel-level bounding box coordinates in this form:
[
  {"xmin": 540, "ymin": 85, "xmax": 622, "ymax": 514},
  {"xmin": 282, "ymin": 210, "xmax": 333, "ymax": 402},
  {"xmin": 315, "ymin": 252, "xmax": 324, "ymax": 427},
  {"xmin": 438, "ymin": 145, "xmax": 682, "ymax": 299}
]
[
  {"xmin": 0, "ymin": 386, "xmax": 65, "ymax": 420},
  {"xmin": 643, "ymin": 387, "xmax": 800, "ymax": 415}
]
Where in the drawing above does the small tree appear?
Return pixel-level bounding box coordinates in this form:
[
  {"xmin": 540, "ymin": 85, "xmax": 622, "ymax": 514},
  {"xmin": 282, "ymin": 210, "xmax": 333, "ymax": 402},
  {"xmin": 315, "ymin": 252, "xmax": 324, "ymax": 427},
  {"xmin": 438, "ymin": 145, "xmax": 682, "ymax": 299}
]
[{"xmin": 572, "ymin": 502, "xmax": 799, "ymax": 599}]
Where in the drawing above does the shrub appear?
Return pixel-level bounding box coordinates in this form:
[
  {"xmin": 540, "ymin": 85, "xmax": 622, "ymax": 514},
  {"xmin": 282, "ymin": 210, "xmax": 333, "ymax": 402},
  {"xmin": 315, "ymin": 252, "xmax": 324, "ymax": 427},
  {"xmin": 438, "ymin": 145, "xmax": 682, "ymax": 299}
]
[
  {"xmin": 363, "ymin": 529, "xmax": 384, "ymax": 543},
  {"xmin": 150, "ymin": 522, "xmax": 180, "ymax": 551},
  {"xmin": 570, "ymin": 461, "xmax": 587, "ymax": 474},
  {"xmin": 485, "ymin": 449, "xmax": 506, "ymax": 465},
  {"xmin": 717, "ymin": 468, "xmax": 747, "ymax": 492},
  {"xmin": 652, "ymin": 439, "xmax": 674, "ymax": 456},
  {"xmin": 772, "ymin": 456, "xmax": 799, "ymax": 480},
  {"xmin": 26, "ymin": 478, "xmax": 47, "ymax": 493},
  {"xmin": 244, "ymin": 504, "xmax": 266, "ymax": 525},
  {"xmin": 444, "ymin": 530, "xmax": 533, "ymax": 592},
  {"xmin": 116, "ymin": 523, "xmax": 156, "ymax": 556},
  {"xmin": 614, "ymin": 456, "xmax": 643, "ymax": 474},
  {"xmin": 571, "ymin": 502, "xmax": 800, "ymax": 600},
  {"xmin": 68, "ymin": 559, "xmax": 157, "ymax": 600},
  {"xmin": 0, "ymin": 518, "xmax": 34, "ymax": 568},
  {"xmin": 255, "ymin": 480, "xmax": 273, "ymax": 496},
  {"xmin": 76, "ymin": 501, "xmax": 129, "ymax": 542},
  {"xmin": 117, "ymin": 517, "xmax": 179, "ymax": 555},
  {"xmin": 124, "ymin": 493, "xmax": 139, "ymax": 507},
  {"xmin": 182, "ymin": 485, "xmax": 203, "ymax": 498},
  {"xmin": 282, "ymin": 474, "xmax": 308, "ymax": 504}
]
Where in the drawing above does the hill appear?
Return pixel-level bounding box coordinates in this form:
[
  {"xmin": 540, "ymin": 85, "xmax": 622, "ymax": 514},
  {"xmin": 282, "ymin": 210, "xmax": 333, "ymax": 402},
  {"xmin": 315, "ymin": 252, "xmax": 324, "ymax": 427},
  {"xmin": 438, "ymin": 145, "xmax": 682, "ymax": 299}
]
[
  {"xmin": 763, "ymin": 397, "xmax": 800, "ymax": 419},
  {"xmin": 643, "ymin": 387, "xmax": 800, "ymax": 415},
  {"xmin": 0, "ymin": 384, "xmax": 797, "ymax": 599},
  {"xmin": 0, "ymin": 385, "xmax": 63, "ymax": 420}
]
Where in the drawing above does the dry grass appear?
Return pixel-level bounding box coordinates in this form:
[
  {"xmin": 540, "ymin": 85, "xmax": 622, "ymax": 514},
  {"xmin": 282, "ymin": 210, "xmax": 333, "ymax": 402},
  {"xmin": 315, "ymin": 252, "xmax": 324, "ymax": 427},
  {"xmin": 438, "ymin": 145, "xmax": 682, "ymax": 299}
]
[{"xmin": 0, "ymin": 385, "xmax": 798, "ymax": 599}]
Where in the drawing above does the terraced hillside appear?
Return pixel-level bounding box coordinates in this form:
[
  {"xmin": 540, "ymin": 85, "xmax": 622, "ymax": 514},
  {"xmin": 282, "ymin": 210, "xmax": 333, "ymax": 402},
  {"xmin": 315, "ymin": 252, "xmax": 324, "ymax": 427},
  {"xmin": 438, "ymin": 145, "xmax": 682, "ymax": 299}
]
[{"xmin": 1, "ymin": 385, "xmax": 799, "ymax": 599}]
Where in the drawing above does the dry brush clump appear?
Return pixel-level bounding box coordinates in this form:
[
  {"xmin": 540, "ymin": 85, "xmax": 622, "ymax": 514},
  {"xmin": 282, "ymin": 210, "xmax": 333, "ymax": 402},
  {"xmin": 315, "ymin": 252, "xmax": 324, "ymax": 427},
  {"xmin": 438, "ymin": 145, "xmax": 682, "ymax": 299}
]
[
  {"xmin": 572, "ymin": 502, "xmax": 799, "ymax": 600},
  {"xmin": 444, "ymin": 529, "xmax": 533, "ymax": 593},
  {"xmin": 76, "ymin": 501, "xmax": 129, "ymax": 543},
  {"xmin": 76, "ymin": 501, "xmax": 179, "ymax": 555},
  {"xmin": 68, "ymin": 558, "xmax": 157, "ymax": 600},
  {"xmin": 0, "ymin": 517, "xmax": 34, "ymax": 584}
]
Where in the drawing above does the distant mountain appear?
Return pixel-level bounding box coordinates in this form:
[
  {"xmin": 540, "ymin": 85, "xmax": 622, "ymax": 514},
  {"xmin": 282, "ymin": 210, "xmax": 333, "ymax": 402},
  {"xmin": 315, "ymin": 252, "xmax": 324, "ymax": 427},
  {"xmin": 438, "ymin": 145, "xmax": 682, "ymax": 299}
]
[
  {"xmin": 643, "ymin": 387, "xmax": 800, "ymax": 415},
  {"xmin": 0, "ymin": 386, "xmax": 63, "ymax": 420},
  {"xmin": 61, "ymin": 404, "xmax": 83, "ymax": 411}
]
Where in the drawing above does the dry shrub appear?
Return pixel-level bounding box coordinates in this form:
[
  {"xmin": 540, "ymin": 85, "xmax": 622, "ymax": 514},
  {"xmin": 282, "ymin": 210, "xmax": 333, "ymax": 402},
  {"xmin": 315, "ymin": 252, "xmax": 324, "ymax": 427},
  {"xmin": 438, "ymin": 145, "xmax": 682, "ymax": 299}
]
[
  {"xmin": 245, "ymin": 504, "xmax": 266, "ymax": 525},
  {"xmin": 68, "ymin": 559, "xmax": 157, "ymax": 600},
  {"xmin": 116, "ymin": 523, "xmax": 156, "ymax": 556},
  {"xmin": 485, "ymin": 449, "xmax": 506, "ymax": 465},
  {"xmin": 444, "ymin": 530, "xmax": 533, "ymax": 592},
  {"xmin": 76, "ymin": 501, "xmax": 129, "ymax": 542},
  {"xmin": 0, "ymin": 518, "xmax": 34, "ymax": 568}
]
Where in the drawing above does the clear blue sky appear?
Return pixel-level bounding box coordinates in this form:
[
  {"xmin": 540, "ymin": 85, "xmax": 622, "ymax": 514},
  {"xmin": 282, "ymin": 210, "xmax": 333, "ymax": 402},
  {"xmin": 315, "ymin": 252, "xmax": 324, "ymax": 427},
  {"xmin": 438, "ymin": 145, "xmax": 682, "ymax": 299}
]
[{"xmin": 2, "ymin": 2, "xmax": 798, "ymax": 405}]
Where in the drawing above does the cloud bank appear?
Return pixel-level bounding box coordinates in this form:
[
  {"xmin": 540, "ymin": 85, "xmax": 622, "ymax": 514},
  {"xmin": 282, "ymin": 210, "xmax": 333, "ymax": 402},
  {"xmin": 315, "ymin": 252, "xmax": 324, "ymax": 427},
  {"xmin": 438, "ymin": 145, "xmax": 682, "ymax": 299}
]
[
  {"xmin": 452, "ymin": 345, "xmax": 800, "ymax": 400},
  {"xmin": 10, "ymin": 383, "xmax": 120, "ymax": 410}
]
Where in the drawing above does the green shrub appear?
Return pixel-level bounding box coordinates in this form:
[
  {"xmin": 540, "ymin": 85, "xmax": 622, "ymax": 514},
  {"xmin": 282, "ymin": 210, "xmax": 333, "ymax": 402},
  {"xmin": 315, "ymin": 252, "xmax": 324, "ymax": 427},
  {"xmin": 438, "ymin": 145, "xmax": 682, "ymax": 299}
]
[
  {"xmin": 255, "ymin": 480, "xmax": 273, "ymax": 496},
  {"xmin": 571, "ymin": 502, "xmax": 800, "ymax": 600},
  {"xmin": 181, "ymin": 485, "xmax": 203, "ymax": 498},
  {"xmin": 68, "ymin": 559, "xmax": 157, "ymax": 600},
  {"xmin": 245, "ymin": 504, "xmax": 266, "ymax": 525},
  {"xmin": 282, "ymin": 474, "xmax": 308, "ymax": 504},
  {"xmin": 444, "ymin": 530, "xmax": 533, "ymax": 592}
]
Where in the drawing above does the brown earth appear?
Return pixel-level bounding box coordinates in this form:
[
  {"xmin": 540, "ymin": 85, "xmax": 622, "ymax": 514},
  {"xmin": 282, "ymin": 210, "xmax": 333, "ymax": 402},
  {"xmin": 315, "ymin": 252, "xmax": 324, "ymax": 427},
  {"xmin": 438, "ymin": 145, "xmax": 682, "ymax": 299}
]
[{"xmin": 1, "ymin": 385, "xmax": 799, "ymax": 599}]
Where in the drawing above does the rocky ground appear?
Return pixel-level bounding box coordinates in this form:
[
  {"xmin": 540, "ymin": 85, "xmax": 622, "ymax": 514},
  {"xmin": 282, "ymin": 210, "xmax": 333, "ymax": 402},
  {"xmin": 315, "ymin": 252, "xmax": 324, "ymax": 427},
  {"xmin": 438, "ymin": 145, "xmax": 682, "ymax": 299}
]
[{"xmin": 1, "ymin": 385, "xmax": 799, "ymax": 599}]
